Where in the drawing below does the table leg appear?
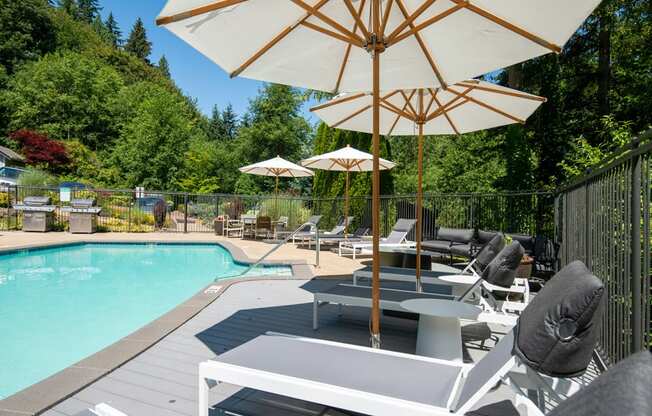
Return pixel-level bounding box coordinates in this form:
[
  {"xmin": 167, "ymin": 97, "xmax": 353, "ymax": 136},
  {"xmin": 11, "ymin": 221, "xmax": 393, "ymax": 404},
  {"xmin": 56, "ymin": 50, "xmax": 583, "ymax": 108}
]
[{"xmin": 415, "ymin": 315, "xmax": 464, "ymax": 362}]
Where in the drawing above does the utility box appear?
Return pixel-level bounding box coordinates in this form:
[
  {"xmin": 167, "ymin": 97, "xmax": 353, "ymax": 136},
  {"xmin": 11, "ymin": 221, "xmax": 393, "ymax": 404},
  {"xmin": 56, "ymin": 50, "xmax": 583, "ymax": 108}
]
[
  {"xmin": 63, "ymin": 199, "xmax": 102, "ymax": 234},
  {"xmin": 14, "ymin": 196, "xmax": 56, "ymax": 232}
]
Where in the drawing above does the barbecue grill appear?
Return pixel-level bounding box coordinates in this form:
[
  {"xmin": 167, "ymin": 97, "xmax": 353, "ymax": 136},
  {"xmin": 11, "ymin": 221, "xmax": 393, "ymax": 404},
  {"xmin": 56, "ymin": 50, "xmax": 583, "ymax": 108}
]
[
  {"xmin": 13, "ymin": 196, "xmax": 56, "ymax": 232},
  {"xmin": 61, "ymin": 198, "xmax": 102, "ymax": 234}
]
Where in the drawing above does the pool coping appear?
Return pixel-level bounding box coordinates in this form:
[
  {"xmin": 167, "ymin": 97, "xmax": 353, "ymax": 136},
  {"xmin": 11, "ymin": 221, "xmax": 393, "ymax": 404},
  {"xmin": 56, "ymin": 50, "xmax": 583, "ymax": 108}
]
[{"xmin": 0, "ymin": 238, "xmax": 314, "ymax": 416}]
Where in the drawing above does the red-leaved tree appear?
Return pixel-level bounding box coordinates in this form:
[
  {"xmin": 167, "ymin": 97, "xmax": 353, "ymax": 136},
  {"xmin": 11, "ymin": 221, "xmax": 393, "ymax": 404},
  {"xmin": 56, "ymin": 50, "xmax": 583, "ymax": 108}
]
[{"xmin": 9, "ymin": 130, "xmax": 70, "ymax": 170}]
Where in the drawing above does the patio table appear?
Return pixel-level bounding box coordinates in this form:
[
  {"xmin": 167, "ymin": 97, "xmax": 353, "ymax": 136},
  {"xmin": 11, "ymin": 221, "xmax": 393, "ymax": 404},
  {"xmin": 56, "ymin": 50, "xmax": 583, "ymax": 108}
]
[{"xmin": 401, "ymin": 299, "xmax": 481, "ymax": 362}]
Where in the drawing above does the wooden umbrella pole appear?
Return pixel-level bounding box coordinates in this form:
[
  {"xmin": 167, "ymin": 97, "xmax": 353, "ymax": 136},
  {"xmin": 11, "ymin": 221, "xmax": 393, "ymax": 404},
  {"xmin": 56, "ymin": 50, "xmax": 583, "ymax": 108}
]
[
  {"xmin": 416, "ymin": 89, "xmax": 424, "ymax": 292},
  {"xmin": 275, "ymin": 176, "xmax": 279, "ymax": 215},
  {"xmin": 344, "ymin": 169, "xmax": 350, "ymax": 236},
  {"xmin": 370, "ymin": 0, "xmax": 382, "ymax": 349}
]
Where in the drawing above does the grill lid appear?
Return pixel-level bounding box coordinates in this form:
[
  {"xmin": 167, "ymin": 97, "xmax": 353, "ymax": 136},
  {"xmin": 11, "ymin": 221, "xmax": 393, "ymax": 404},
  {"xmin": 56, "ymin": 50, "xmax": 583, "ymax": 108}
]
[
  {"xmin": 23, "ymin": 196, "xmax": 52, "ymax": 206},
  {"xmin": 71, "ymin": 198, "xmax": 96, "ymax": 208}
]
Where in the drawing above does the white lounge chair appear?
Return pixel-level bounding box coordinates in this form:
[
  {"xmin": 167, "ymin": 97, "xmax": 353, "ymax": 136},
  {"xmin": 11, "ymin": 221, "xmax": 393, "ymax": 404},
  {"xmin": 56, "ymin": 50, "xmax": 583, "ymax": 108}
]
[
  {"xmin": 339, "ymin": 218, "xmax": 416, "ymax": 259},
  {"xmin": 90, "ymin": 403, "xmax": 128, "ymax": 416},
  {"xmin": 290, "ymin": 215, "xmax": 323, "ymax": 243},
  {"xmin": 295, "ymin": 216, "xmax": 355, "ymax": 247},
  {"xmin": 199, "ymin": 261, "xmax": 605, "ymax": 416}
]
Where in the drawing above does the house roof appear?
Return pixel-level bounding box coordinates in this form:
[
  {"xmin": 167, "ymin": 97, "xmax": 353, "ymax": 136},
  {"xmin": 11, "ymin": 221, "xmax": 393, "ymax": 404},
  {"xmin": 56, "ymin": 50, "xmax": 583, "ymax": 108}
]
[{"xmin": 0, "ymin": 145, "xmax": 24, "ymax": 161}]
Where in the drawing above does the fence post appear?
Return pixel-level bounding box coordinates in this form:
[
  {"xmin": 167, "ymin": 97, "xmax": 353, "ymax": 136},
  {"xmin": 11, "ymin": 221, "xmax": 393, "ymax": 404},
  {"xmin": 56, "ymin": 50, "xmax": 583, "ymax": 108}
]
[
  {"xmin": 14, "ymin": 185, "xmax": 19, "ymax": 229},
  {"xmin": 630, "ymin": 142, "xmax": 642, "ymax": 353},
  {"xmin": 184, "ymin": 193, "xmax": 189, "ymax": 234},
  {"xmin": 584, "ymin": 181, "xmax": 591, "ymax": 269}
]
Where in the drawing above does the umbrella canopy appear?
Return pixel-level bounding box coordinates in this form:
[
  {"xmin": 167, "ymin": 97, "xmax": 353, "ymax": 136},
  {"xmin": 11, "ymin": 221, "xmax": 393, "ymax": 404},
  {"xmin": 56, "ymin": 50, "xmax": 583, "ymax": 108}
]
[
  {"xmin": 301, "ymin": 145, "xmax": 396, "ymax": 171},
  {"xmin": 301, "ymin": 145, "xmax": 396, "ymax": 234},
  {"xmin": 157, "ymin": 0, "xmax": 600, "ymax": 94},
  {"xmin": 312, "ymin": 79, "xmax": 546, "ymax": 135},
  {"xmin": 158, "ymin": 0, "xmax": 602, "ymax": 348},
  {"xmin": 239, "ymin": 156, "xmax": 314, "ymax": 178},
  {"xmin": 311, "ymin": 81, "xmax": 545, "ymax": 290}
]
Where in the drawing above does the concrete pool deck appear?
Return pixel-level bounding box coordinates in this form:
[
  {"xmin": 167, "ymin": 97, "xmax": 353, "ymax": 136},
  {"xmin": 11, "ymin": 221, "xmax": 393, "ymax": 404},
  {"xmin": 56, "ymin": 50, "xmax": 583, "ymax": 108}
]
[
  {"xmin": 0, "ymin": 232, "xmax": 526, "ymax": 416},
  {"xmin": 0, "ymin": 232, "xmax": 368, "ymax": 415}
]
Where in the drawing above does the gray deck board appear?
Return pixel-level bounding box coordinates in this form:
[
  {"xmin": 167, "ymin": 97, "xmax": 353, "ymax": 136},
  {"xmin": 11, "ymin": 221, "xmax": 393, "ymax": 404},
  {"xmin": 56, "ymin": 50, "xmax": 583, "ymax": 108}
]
[{"xmin": 42, "ymin": 278, "xmax": 516, "ymax": 416}]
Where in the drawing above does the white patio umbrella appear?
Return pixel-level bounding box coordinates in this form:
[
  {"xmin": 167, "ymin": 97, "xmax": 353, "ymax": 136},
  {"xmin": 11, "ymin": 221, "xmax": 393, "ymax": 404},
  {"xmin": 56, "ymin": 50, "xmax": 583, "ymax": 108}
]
[
  {"xmin": 301, "ymin": 145, "xmax": 396, "ymax": 234},
  {"xmin": 311, "ymin": 80, "xmax": 546, "ymax": 288},
  {"xmin": 157, "ymin": 0, "xmax": 602, "ymax": 347},
  {"xmin": 239, "ymin": 156, "xmax": 314, "ymax": 201}
]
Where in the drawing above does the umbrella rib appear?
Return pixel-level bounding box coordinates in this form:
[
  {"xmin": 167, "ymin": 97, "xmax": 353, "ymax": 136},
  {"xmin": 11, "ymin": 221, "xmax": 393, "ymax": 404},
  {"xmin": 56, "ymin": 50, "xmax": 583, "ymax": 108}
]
[
  {"xmin": 432, "ymin": 93, "xmax": 460, "ymax": 135},
  {"xmin": 447, "ymin": 86, "xmax": 526, "ymax": 124},
  {"xmin": 380, "ymin": 100, "xmax": 416, "ymax": 122},
  {"xmin": 156, "ymin": 0, "xmax": 247, "ymax": 25},
  {"xmin": 386, "ymin": 0, "xmax": 437, "ymax": 41},
  {"xmin": 342, "ymin": 0, "xmax": 370, "ymax": 38},
  {"xmin": 399, "ymin": 89, "xmax": 419, "ymax": 118},
  {"xmin": 389, "ymin": 2, "xmax": 466, "ymax": 45},
  {"xmin": 387, "ymin": 98, "xmax": 413, "ymax": 136},
  {"xmin": 311, "ymin": 92, "xmax": 367, "ymax": 112},
  {"xmin": 301, "ymin": 21, "xmax": 365, "ymax": 47},
  {"xmin": 425, "ymin": 86, "xmax": 473, "ymax": 121},
  {"xmin": 290, "ymin": 0, "xmax": 365, "ymax": 45},
  {"xmin": 457, "ymin": 81, "xmax": 547, "ymax": 102},
  {"xmin": 394, "ymin": 0, "xmax": 447, "ymax": 88},
  {"xmin": 332, "ymin": 105, "xmax": 372, "ymax": 128},
  {"xmin": 334, "ymin": 0, "xmax": 368, "ymax": 93},
  {"xmin": 231, "ymin": 0, "xmax": 331, "ymax": 78},
  {"xmin": 424, "ymin": 88, "xmax": 437, "ymax": 116},
  {"xmin": 449, "ymin": 0, "xmax": 561, "ymax": 53},
  {"xmin": 379, "ymin": 0, "xmax": 394, "ymax": 37}
]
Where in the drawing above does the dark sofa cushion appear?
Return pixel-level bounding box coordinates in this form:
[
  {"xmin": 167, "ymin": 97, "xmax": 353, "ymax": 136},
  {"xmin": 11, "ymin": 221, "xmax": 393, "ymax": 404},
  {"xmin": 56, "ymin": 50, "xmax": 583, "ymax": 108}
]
[
  {"xmin": 548, "ymin": 351, "xmax": 652, "ymax": 416},
  {"xmin": 507, "ymin": 233, "xmax": 535, "ymax": 254},
  {"xmin": 477, "ymin": 230, "xmax": 499, "ymax": 245},
  {"xmin": 481, "ymin": 241, "xmax": 523, "ymax": 288},
  {"xmin": 437, "ymin": 227, "xmax": 474, "ymax": 244},
  {"xmin": 450, "ymin": 243, "xmax": 473, "ymax": 258},
  {"xmin": 421, "ymin": 240, "xmax": 452, "ymax": 253},
  {"xmin": 514, "ymin": 260, "xmax": 605, "ymax": 378},
  {"xmin": 475, "ymin": 233, "xmax": 505, "ymax": 271}
]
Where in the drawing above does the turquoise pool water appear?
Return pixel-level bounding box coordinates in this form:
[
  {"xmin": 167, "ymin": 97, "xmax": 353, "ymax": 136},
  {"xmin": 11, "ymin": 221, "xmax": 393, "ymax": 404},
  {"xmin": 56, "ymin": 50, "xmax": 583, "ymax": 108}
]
[{"xmin": 0, "ymin": 243, "xmax": 291, "ymax": 399}]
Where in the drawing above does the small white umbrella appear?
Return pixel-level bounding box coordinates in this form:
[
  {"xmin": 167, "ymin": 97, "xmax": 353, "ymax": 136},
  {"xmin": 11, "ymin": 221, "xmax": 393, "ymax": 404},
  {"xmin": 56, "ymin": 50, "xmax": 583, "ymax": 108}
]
[
  {"xmin": 301, "ymin": 145, "xmax": 396, "ymax": 234},
  {"xmin": 239, "ymin": 156, "xmax": 314, "ymax": 204},
  {"xmin": 312, "ymin": 80, "xmax": 546, "ymax": 288}
]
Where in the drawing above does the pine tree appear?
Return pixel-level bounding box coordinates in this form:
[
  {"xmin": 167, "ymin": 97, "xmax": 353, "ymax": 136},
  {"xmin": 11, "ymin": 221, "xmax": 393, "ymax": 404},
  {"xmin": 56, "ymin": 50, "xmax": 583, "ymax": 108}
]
[
  {"xmin": 104, "ymin": 13, "xmax": 122, "ymax": 47},
  {"xmin": 124, "ymin": 18, "xmax": 152, "ymax": 62},
  {"xmin": 77, "ymin": 0, "xmax": 101, "ymax": 23},
  {"xmin": 91, "ymin": 15, "xmax": 112, "ymax": 44},
  {"xmin": 58, "ymin": 0, "xmax": 77, "ymax": 17},
  {"xmin": 157, "ymin": 55, "xmax": 171, "ymax": 78},
  {"xmin": 207, "ymin": 105, "xmax": 224, "ymax": 141},
  {"xmin": 220, "ymin": 104, "xmax": 238, "ymax": 140}
]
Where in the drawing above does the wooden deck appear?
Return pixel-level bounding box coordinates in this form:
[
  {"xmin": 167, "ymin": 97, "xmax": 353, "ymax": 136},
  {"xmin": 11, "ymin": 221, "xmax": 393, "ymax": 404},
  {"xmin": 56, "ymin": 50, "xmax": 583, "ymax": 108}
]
[{"xmin": 42, "ymin": 278, "xmax": 515, "ymax": 416}]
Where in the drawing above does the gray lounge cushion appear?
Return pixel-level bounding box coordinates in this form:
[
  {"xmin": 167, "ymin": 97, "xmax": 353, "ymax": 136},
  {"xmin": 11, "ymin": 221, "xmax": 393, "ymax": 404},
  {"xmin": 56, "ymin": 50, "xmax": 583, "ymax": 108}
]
[
  {"xmin": 393, "ymin": 219, "xmax": 416, "ymax": 232},
  {"xmin": 450, "ymin": 243, "xmax": 472, "ymax": 258},
  {"xmin": 474, "ymin": 233, "xmax": 505, "ymax": 271},
  {"xmin": 507, "ymin": 233, "xmax": 535, "ymax": 254},
  {"xmin": 514, "ymin": 261, "xmax": 605, "ymax": 378},
  {"xmin": 548, "ymin": 350, "xmax": 652, "ymax": 416},
  {"xmin": 477, "ymin": 230, "xmax": 499, "ymax": 245},
  {"xmin": 481, "ymin": 241, "xmax": 523, "ymax": 288},
  {"xmin": 437, "ymin": 227, "xmax": 474, "ymax": 244},
  {"xmin": 422, "ymin": 240, "xmax": 452, "ymax": 253}
]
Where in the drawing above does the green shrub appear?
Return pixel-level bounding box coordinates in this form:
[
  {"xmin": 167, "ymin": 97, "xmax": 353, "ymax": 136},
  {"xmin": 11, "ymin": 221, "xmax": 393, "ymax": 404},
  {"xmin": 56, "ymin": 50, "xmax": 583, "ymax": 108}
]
[
  {"xmin": 0, "ymin": 193, "xmax": 9, "ymax": 208},
  {"xmin": 17, "ymin": 169, "xmax": 56, "ymax": 188}
]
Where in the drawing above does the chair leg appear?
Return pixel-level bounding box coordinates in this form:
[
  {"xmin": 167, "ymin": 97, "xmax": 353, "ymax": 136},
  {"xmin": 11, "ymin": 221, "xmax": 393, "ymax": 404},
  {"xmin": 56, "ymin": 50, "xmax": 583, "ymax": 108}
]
[
  {"xmin": 313, "ymin": 298, "xmax": 319, "ymax": 330},
  {"xmin": 198, "ymin": 374, "xmax": 210, "ymax": 416}
]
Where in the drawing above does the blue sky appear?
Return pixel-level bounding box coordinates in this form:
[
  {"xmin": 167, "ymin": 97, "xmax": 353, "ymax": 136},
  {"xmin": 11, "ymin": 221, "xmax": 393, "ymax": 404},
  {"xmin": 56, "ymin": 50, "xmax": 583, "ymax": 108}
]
[{"xmin": 99, "ymin": 0, "xmax": 316, "ymax": 120}]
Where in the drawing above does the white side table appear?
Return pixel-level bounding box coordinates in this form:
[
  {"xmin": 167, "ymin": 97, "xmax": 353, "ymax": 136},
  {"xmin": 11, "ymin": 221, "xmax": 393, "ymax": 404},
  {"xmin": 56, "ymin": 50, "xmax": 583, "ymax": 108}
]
[{"xmin": 400, "ymin": 299, "xmax": 481, "ymax": 362}]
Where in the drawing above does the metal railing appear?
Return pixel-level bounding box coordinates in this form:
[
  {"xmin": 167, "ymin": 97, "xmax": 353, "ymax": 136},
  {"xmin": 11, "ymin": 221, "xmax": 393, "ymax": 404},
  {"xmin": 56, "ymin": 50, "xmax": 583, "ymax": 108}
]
[
  {"xmin": 0, "ymin": 186, "xmax": 556, "ymax": 238},
  {"xmin": 556, "ymin": 129, "xmax": 652, "ymax": 363}
]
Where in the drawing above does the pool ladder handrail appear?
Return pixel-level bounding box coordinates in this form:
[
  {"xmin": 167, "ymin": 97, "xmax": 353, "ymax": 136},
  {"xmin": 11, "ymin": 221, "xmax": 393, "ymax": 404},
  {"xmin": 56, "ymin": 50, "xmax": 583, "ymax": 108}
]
[{"xmin": 219, "ymin": 221, "xmax": 320, "ymax": 280}]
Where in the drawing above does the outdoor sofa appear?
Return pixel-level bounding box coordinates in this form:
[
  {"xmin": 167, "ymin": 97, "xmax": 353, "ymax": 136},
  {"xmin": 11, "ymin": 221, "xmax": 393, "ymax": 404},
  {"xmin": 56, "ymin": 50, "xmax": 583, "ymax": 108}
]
[{"xmin": 198, "ymin": 260, "xmax": 606, "ymax": 416}]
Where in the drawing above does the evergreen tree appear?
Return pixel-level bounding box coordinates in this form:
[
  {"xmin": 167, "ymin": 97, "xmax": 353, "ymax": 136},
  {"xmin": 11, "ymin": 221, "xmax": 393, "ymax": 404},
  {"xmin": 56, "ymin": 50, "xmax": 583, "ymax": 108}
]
[
  {"xmin": 91, "ymin": 15, "xmax": 112, "ymax": 44},
  {"xmin": 220, "ymin": 104, "xmax": 238, "ymax": 140},
  {"xmin": 77, "ymin": 0, "xmax": 101, "ymax": 23},
  {"xmin": 157, "ymin": 55, "xmax": 170, "ymax": 78},
  {"xmin": 104, "ymin": 12, "xmax": 121, "ymax": 47},
  {"xmin": 207, "ymin": 105, "xmax": 224, "ymax": 141},
  {"xmin": 124, "ymin": 18, "xmax": 152, "ymax": 62},
  {"xmin": 57, "ymin": 0, "xmax": 77, "ymax": 18}
]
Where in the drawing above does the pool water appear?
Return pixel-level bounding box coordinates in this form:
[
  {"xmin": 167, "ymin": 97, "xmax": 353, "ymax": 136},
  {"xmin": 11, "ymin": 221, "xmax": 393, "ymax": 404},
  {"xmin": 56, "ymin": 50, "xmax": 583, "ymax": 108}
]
[{"xmin": 0, "ymin": 243, "xmax": 291, "ymax": 399}]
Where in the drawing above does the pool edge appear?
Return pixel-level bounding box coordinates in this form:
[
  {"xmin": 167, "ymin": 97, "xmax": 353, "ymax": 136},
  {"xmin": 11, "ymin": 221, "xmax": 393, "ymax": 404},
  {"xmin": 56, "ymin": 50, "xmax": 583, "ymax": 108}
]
[{"xmin": 0, "ymin": 239, "xmax": 314, "ymax": 416}]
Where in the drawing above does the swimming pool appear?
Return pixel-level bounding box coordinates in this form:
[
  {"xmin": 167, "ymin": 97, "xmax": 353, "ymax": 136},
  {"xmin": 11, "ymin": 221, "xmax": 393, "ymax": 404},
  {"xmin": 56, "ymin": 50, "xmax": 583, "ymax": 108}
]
[{"xmin": 0, "ymin": 243, "xmax": 291, "ymax": 399}]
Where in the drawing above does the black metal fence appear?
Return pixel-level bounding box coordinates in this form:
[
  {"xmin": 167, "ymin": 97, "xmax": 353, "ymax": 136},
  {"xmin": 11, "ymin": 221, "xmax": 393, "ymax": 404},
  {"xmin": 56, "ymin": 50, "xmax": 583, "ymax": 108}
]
[
  {"xmin": 0, "ymin": 186, "xmax": 555, "ymax": 239},
  {"xmin": 556, "ymin": 130, "xmax": 652, "ymax": 363}
]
